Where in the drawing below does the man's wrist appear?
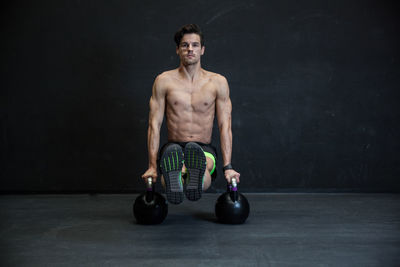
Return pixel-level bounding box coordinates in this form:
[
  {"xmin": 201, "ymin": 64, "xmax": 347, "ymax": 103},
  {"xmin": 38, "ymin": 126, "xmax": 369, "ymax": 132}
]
[
  {"xmin": 223, "ymin": 163, "xmax": 233, "ymax": 172},
  {"xmin": 148, "ymin": 164, "xmax": 157, "ymax": 169}
]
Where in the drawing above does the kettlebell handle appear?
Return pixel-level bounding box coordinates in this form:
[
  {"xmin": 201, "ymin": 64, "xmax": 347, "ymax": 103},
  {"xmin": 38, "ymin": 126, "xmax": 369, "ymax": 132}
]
[
  {"xmin": 226, "ymin": 178, "xmax": 238, "ymax": 190},
  {"xmin": 231, "ymin": 178, "xmax": 238, "ymax": 189},
  {"xmin": 146, "ymin": 177, "xmax": 153, "ymax": 190},
  {"xmin": 145, "ymin": 177, "xmax": 154, "ymax": 202},
  {"xmin": 227, "ymin": 177, "xmax": 238, "ymax": 202}
]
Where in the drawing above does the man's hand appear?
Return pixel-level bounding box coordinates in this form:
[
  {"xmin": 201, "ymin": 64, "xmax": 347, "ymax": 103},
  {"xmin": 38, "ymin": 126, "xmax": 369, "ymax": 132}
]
[
  {"xmin": 142, "ymin": 167, "xmax": 158, "ymax": 183},
  {"xmin": 224, "ymin": 169, "xmax": 240, "ymax": 184}
]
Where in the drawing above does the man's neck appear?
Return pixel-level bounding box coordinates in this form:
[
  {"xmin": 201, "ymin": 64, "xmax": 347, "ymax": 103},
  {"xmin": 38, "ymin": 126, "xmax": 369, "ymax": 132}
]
[{"xmin": 179, "ymin": 63, "xmax": 202, "ymax": 82}]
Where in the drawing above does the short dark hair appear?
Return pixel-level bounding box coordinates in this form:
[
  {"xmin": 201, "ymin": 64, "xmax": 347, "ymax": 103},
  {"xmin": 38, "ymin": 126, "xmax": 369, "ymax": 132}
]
[{"xmin": 174, "ymin": 24, "xmax": 204, "ymax": 47}]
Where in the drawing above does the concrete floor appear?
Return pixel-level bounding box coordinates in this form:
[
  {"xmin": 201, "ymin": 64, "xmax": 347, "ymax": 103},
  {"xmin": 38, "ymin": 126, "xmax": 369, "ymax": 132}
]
[{"xmin": 1, "ymin": 193, "xmax": 399, "ymax": 267}]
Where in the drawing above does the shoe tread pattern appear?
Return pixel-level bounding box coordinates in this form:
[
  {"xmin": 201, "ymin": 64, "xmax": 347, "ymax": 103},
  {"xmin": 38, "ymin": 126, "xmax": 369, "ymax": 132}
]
[
  {"xmin": 160, "ymin": 144, "xmax": 184, "ymax": 204},
  {"xmin": 184, "ymin": 142, "xmax": 206, "ymax": 201}
]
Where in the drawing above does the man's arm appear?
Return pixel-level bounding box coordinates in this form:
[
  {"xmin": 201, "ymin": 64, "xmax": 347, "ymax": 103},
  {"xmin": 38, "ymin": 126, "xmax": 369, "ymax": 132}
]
[
  {"xmin": 142, "ymin": 75, "xmax": 166, "ymax": 182},
  {"xmin": 216, "ymin": 75, "xmax": 240, "ymax": 183}
]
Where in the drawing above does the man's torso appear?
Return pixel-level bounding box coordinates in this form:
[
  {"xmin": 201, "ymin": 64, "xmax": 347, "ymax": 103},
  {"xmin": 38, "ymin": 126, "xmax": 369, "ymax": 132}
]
[{"xmin": 159, "ymin": 68, "xmax": 222, "ymax": 143}]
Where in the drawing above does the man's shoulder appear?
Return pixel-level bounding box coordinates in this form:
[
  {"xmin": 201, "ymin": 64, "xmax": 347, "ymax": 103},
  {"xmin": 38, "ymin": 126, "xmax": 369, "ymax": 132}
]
[
  {"xmin": 202, "ymin": 69, "xmax": 226, "ymax": 81},
  {"xmin": 202, "ymin": 70, "xmax": 229, "ymax": 96},
  {"xmin": 155, "ymin": 69, "xmax": 178, "ymax": 82},
  {"xmin": 203, "ymin": 69, "xmax": 225, "ymax": 79}
]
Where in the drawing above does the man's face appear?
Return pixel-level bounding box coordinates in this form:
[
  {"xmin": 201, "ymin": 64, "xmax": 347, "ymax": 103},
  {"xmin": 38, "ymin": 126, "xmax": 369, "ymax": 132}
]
[{"xmin": 176, "ymin": 33, "xmax": 205, "ymax": 66}]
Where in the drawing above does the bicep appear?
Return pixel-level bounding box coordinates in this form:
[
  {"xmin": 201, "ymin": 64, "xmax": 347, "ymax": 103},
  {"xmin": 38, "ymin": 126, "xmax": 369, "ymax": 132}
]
[
  {"xmin": 216, "ymin": 76, "xmax": 232, "ymax": 126},
  {"xmin": 149, "ymin": 77, "xmax": 166, "ymax": 128}
]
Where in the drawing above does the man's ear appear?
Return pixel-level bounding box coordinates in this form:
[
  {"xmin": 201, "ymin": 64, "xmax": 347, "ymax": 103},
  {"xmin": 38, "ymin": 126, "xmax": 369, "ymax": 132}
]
[{"xmin": 201, "ymin": 46, "xmax": 205, "ymax": 55}]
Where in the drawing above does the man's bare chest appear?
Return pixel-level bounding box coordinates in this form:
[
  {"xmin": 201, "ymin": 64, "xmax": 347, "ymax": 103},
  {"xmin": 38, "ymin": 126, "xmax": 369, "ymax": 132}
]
[{"xmin": 165, "ymin": 81, "xmax": 217, "ymax": 112}]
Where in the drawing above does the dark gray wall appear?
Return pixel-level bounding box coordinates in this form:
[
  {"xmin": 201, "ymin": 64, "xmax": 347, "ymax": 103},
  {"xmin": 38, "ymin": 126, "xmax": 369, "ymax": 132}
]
[{"xmin": 1, "ymin": 0, "xmax": 399, "ymax": 192}]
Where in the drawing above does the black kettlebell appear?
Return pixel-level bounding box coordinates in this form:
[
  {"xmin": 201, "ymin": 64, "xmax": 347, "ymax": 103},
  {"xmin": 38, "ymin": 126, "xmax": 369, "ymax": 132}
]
[
  {"xmin": 133, "ymin": 177, "xmax": 168, "ymax": 224},
  {"xmin": 215, "ymin": 178, "xmax": 250, "ymax": 224}
]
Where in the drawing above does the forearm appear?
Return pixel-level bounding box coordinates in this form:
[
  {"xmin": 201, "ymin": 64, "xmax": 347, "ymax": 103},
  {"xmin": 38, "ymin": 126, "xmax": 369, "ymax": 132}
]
[
  {"xmin": 219, "ymin": 123, "xmax": 233, "ymax": 166},
  {"xmin": 147, "ymin": 125, "xmax": 160, "ymax": 169}
]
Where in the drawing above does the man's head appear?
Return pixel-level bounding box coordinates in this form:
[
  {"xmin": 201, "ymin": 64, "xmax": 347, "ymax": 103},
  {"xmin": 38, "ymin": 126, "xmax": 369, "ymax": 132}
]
[
  {"xmin": 175, "ymin": 24, "xmax": 205, "ymax": 66},
  {"xmin": 174, "ymin": 24, "xmax": 204, "ymax": 47}
]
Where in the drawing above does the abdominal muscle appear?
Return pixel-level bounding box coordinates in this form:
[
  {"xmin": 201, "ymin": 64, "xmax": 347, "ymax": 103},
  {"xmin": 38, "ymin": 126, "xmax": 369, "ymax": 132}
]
[{"xmin": 165, "ymin": 101, "xmax": 215, "ymax": 144}]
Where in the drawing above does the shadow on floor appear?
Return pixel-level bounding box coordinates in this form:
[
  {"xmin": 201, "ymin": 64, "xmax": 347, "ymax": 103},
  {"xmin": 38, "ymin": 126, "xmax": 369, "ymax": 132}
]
[{"xmin": 192, "ymin": 211, "xmax": 218, "ymax": 223}]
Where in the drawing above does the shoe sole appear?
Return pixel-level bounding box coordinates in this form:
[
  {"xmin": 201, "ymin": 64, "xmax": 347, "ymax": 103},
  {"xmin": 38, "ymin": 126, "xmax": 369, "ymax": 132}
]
[
  {"xmin": 160, "ymin": 144, "xmax": 184, "ymax": 204},
  {"xmin": 184, "ymin": 142, "xmax": 206, "ymax": 201}
]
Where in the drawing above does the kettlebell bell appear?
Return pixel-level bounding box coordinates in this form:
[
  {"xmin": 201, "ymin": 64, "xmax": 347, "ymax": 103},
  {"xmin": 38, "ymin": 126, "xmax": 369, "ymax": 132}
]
[
  {"xmin": 133, "ymin": 177, "xmax": 168, "ymax": 224},
  {"xmin": 215, "ymin": 178, "xmax": 250, "ymax": 224}
]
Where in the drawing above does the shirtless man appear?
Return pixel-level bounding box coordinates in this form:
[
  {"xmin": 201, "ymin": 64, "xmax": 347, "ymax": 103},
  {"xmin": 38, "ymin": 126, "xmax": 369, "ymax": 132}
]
[{"xmin": 142, "ymin": 24, "xmax": 240, "ymax": 204}]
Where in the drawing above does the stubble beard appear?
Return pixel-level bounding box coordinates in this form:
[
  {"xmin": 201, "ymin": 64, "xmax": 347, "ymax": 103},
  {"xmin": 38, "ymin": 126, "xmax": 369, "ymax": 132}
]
[{"xmin": 182, "ymin": 56, "xmax": 200, "ymax": 66}]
